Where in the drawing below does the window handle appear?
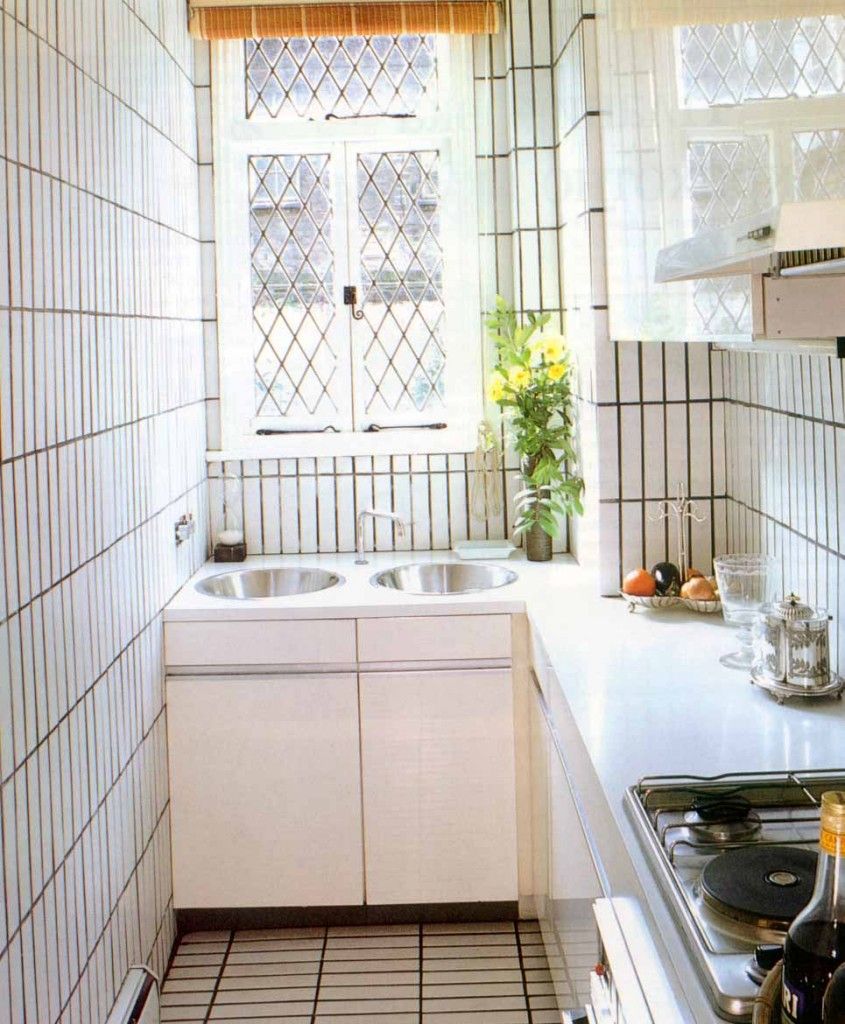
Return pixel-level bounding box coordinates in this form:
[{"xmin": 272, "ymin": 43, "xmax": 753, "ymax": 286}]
[
  {"xmin": 326, "ymin": 112, "xmax": 413, "ymax": 120},
  {"xmin": 343, "ymin": 285, "xmax": 365, "ymax": 321},
  {"xmin": 256, "ymin": 426, "xmax": 339, "ymax": 435},
  {"xmin": 364, "ymin": 422, "xmax": 447, "ymax": 432}
]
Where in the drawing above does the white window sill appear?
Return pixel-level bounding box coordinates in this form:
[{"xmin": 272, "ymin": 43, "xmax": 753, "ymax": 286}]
[{"xmin": 206, "ymin": 423, "xmax": 479, "ymax": 461}]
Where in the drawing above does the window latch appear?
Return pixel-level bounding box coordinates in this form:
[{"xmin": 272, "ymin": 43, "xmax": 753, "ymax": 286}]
[
  {"xmin": 256, "ymin": 425, "xmax": 339, "ymax": 435},
  {"xmin": 343, "ymin": 285, "xmax": 364, "ymax": 321},
  {"xmin": 364, "ymin": 422, "xmax": 447, "ymax": 432}
]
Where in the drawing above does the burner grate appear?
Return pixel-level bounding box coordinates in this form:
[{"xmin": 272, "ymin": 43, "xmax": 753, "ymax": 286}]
[
  {"xmin": 660, "ymin": 811, "xmax": 819, "ymax": 864},
  {"xmin": 635, "ymin": 768, "xmax": 841, "ymax": 816}
]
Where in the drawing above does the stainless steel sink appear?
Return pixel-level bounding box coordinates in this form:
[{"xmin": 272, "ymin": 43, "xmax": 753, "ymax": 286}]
[
  {"xmin": 196, "ymin": 567, "xmax": 343, "ymax": 599},
  {"xmin": 371, "ymin": 561, "xmax": 518, "ymax": 596}
]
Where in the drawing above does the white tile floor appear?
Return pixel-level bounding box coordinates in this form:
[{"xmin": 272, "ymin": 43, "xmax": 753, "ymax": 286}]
[{"xmin": 160, "ymin": 920, "xmax": 564, "ymax": 1023}]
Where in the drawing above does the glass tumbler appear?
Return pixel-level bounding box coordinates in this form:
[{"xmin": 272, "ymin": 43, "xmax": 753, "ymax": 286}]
[{"xmin": 713, "ymin": 554, "xmax": 780, "ymax": 670}]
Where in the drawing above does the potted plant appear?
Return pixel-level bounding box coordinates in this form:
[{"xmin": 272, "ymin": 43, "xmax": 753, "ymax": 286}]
[{"xmin": 485, "ymin": 296, "xmax": 584, "ymax": 561}]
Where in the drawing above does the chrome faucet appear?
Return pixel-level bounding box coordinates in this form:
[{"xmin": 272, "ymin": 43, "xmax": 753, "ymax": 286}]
[{"xmin": 355, "ymin": 508, "xmax": 408, "ymax": 564}]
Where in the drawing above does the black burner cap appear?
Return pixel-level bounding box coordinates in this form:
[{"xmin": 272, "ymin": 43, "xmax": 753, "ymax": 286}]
[
  {"xmin": 700, "ymin": 846, "xmax": 818, "ymax": 928},
  {"xmin": 692, "ymin": 793, "xmax": 752, "ymax": 824}
]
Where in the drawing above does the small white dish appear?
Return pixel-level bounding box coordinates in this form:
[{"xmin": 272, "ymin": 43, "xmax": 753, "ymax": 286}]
[
  {"xmin": 620, "ymin": 592, "xmax": 680, "ymax": 611},
  {"xmin": 682, "ymin": 597, "xmax": 722, "ymax": 614},
  {"xmin": 453, "ymin": 540, "xmax": 516, "ymax": 560}
]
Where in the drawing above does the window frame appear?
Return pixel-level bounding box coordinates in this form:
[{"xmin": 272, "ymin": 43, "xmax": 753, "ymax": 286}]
[
  {"xmin": 211, "ymin": 34, "xmax": 483, "ymax": 458},
  {"xmin": 647, "ymin": 20, "xmax": 845, "ymax": 339}
]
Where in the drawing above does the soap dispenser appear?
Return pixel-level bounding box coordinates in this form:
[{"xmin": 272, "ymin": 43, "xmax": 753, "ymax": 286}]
[{"xmin": 214, "ymin": 471, "xmax": 247, "ymax": 562}]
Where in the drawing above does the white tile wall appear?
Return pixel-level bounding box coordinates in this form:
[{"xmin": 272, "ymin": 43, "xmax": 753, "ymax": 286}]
[
  {"xmin": 204, "ymin": 0, "xmax": 569, "ymax": 554},
  {"xmin": 209, "ymin": 453, "xmax": 527, "ymax": 555},
  {"xmin": 0, "ymin": 1, "xmax": 207, "ymax": 1020},
  {"xmin": 723, "ymin": 351, "xmax": 845, "ymax": 674}
]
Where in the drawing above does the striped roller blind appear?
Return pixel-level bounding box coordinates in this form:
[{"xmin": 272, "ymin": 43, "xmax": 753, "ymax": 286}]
[{"xmin": 188, "ymin": 0, "xmax": 500, "ymax": 38}]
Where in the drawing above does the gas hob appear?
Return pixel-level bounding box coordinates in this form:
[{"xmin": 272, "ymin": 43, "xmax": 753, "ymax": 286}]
[{"xmin": 626, "ymin": 770, "xmax": 845, "ymax": 1021}]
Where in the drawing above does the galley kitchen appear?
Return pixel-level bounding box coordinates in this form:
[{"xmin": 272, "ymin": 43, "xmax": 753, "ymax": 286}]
[{"xmin": 3, "ymin": 0, "xmax": 845, "ymax": 1022}]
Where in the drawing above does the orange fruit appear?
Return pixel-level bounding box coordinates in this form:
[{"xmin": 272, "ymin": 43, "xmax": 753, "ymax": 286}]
[
  {"xmin": 681, "ymin": 577, "xmax": 716, "ymax": 600},
  {"xmin": 622, "ymin": 568, "xmax": 656, "ymax": 597}
]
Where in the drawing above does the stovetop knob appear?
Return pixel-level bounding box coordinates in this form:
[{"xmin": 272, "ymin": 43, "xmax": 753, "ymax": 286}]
[{"xmin": 755, "ymin": 944, "xmax": 784, "ymax": 972}]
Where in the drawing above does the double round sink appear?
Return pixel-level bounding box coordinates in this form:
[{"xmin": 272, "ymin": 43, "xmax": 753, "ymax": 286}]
[{"xmin": 195, "ymin": 561, "xmax": 517, "ymax": 599}]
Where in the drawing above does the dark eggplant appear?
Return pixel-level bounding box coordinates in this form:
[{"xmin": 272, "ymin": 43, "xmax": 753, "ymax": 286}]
[{"xmin": 652, "ymin": 562, "xmax": 681, "ymax": 596}]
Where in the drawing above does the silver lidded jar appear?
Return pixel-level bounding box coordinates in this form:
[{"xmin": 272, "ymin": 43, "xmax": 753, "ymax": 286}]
[{"xmin": 751, "ymin": 594, "xmax": 832, "ymax": 691}]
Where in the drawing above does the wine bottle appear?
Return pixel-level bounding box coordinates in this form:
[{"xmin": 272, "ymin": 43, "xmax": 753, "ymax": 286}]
[
  {"xmin": 824, "ymin": 964, "xmax": 845, "ymax": 1022},
  {"xmin": 782, "ymin": 792, "xmax": 845, "ymax": 1023}
]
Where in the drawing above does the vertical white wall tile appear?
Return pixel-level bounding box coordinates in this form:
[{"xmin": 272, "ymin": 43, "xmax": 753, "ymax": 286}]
[{"xmin": 0, "ymin": 1, "xmax": 209, "ymax": 1013}]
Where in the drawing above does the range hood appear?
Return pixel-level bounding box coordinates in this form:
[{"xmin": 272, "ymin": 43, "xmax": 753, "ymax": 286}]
[{"xmin": 654, "ymin": 199, "xmax": 845, "ymax": 283}]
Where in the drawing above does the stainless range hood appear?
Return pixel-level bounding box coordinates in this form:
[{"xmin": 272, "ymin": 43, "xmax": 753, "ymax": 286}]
[
  {"xmin": 655, "ymin": 200, "xmax": 845, "ymax": 343},
  {"xmin": 655, "ymin": 200, "xmax": 845, "ymax": 283}
]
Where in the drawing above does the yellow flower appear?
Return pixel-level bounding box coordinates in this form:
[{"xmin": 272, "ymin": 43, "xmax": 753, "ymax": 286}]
[
  {"xmin": 487, "ymin": 374, "xmax": 506, "ymax": 402},
  {"xmin": 537, "ymin": 336, "xmax": 565, "ymax": 362},
  {"xmin": 508, "ymin": 365, "xmax": 531, "ymax": 390},
  {"xmin": 547, "ymin": 362, "xmax": 566, "ymax": 382}
]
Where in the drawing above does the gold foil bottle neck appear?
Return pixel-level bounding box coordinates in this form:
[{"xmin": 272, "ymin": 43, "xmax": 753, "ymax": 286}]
[{"xmin": 821, "ymin": 791, "xmax": 845, "ymax": 837}]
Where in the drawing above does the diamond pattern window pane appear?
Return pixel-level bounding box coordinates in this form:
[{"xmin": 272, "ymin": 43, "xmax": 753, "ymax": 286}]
[
  {"xmin": 246, "ymin": 35, "xmax": 438, "ymax": 120},
  {"xmin": 794, "ymin": 129, "xmax": 845, "ymax": 200},
  {"xmin": 356, "ymin": 150, "xmax": 444, "ymax": 417},
  {"xmin": 678, "ymin": 17, "xmax": 845, "ymax": 108},
  {"xmin": 687, "ymin": 137, "xmax": 771, "ymax": 231},
  {"xmin": 249, "ymin": 154, "xmax": 338, "ymax": 420},
  {"xmin": 686, "ymin": 137, "xmax": 771, "ymax": 335}
]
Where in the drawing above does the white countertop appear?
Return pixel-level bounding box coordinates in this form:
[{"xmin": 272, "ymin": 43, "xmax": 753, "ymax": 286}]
[
  {"xmin": 164, "ymin": 549, "xmax": 544, "ymax": 619},
  {"xmin": 165, "ymin": 551, "xmax": 845, "ymax": 1021}
]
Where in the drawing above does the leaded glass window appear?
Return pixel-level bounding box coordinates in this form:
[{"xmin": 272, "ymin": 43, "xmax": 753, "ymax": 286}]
[
  {"xmin": 794, "ymin": 129, "xmax": 845, "ymax": 201},
  {"xmin": 356, "ymin": 151, "xmax": 445, "ymax": 417},
  {"xmin": 249, "ymin": 154, "xmax": 338, "ymax": 420},
  {"xmin": 213, "ymin": 32, "xmax": 479, "ymax": 450},
  {"xmin": 686, "ymin": 137, "xmax": 771, "ymax": 335},
  {"xmin": 677, "ymin": 16, "xmax": 845, "ymax": 109},
  {"xmin": 671, "ymin": 14, "xmax": 845, "ymax": 339},
  {"xmin": 245, "ymin": 35, "xmax": 438, "ymax": 120}
]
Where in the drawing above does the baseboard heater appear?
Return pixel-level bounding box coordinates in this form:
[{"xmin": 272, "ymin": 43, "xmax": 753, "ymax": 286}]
[{"xmin": 106, "ymin": 966, "xmax": 160, "ymax": 1024}]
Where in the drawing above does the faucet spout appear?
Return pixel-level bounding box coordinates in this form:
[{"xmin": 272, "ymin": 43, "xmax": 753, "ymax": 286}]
[{"xmin": 355, "ymin": 508, "xmax": 408, "ymax": 564}]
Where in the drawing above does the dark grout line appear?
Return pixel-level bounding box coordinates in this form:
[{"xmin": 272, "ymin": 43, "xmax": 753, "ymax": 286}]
[
  {"xmin": 202, "ymin": 930, "xmax": 235, "ymax": 1024},
  {"xmin": 418, "ymin": 922, "xmax": 424, "ymax": 1024},
  {"xmin": 165, "ymin": 922, "xmax": 550, "ymax": 1020},
  {"xmin": 310, "ymin": 927, "xmax": 329, "ymax": 1024},
  {"xmin": 514, "ymin": 921, "xmax": 533, "ymax": 1024}
]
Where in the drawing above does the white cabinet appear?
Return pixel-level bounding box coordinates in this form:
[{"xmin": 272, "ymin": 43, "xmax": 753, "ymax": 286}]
[
  {"xmin": 360, "ymin": 668, "xmax": 518, "ymax": 904},
  {"xmin": 165, "ymin": 612, "xmax": 518, "ymax": 912},
  {"xmin": 548, "ymin": 737, "xmax": 602, "ymax": 906},
  {"xmin": 164, "ymin": 618, "xmax": 356, "ymax": 668},
  {"xmin": 529, "ymin": 678, "xmax": 601, "ymax": 1008},
  {"xmin": 357, "ymin": 614, "xmax": 511, "ymax": 664},
  {"xmin": 168, "ymin": 672, "xmax": 363, "ymax": 908},
  {"xmin": 529, "ymin": 678, "xmax": 551, "ymax": 921}
]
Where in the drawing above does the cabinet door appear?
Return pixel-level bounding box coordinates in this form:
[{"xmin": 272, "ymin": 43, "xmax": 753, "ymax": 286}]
[
  {"xmin": 530, "ymin": 683, "xmax": 601, "ymax": 1010},
  {"xmin": 360, "ymin": 668, "xmax": 518, "ymax": 904},
  {"xmin": 548, "ymin": 741, "xmax": 602, "ymax": 905},
  {"xmin": 168, "ymin": 673, "xmax": 363, "ymax": 908},
  {"xmin": 529, "ymin": 683, "xmax": 551, "ymax": 925}
]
